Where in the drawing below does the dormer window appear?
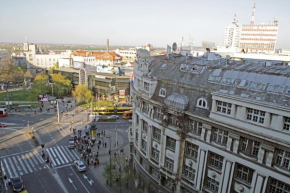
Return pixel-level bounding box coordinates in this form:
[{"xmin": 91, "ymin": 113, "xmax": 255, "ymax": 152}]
[
  {"xmin": 159, "ymin": 88, "xmax": 166, "ymax": 97},
  {"xmin": 197, "ymin": 98, "xmax": 207, "ymax": 109}
]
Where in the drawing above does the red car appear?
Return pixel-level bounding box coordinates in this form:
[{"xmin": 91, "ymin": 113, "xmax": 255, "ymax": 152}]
[{"xmin": 0, "ymin": 123, "xmax": 7, "ymax": 127}]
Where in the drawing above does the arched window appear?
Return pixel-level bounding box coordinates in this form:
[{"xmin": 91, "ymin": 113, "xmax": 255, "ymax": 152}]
[
  {"xmin": 197, "ymin": 98, "xmax": 207, "ymax": 109},
  {"xmin": 159, "ymin": 88, "xmax": 166, "ymax": 97}
]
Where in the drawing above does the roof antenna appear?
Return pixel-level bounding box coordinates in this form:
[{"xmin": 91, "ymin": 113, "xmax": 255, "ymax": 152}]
[
  {"xmin": 250, "ymin": 3, "xmax": 256, "ymax": 25},
  {"xmin": 233, "ymin": 13, "xmax": 237, "ymax": 23}
]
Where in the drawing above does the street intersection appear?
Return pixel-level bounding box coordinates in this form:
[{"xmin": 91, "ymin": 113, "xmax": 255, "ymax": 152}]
[{"xmin": 0, "ymin": 101, "xmax": 131, "ymax": 193}]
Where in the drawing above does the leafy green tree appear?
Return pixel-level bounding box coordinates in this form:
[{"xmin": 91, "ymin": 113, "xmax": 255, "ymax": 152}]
[
  {"xmin": 72, "ymin": 84, "xmax": 93, "ymax": 103},
  {"xmin": 51, "ymin": 72, "xmax": 72, "ymax": 97},
  {"xmin": 28, "ymin": 72, "xmax": 50, "ymax": 100}
]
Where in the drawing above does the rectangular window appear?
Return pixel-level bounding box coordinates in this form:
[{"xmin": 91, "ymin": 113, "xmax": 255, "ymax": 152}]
[
  {"xmin": 236, "ymin": 164, "xmax": 254, "ymax": 184},
  {"xmin": 136, "ymin": 114, "xmax": 139, "ymax": 126},
  {"xmin": 283, "ymin": 117, "xmax": 290, "ymax": 131},
  {"xmin": 182, "ymin": 165, "xmax": 195, "ymax": 181},
  {"xmin": 246, "ymin": 108, "xmax": 265, "ymax": 124},
  {"xmin": 251, "ymin": 141, "xmax": 260, "ymax": 157},
  {"xmin": 141, "ymin": 139, "xmax": 147, "ymax": 154},
  {"xmin": 135, "ymin": 132, "xmax": 138, "ymax": 146},
  {"xmin": 212, "ymin": 127, "xmax": 229, "ymax": 146},
  {"xmin": 275, "ymin": 149, "xmax": 290, "ymax": 171},
  {"xmin": 166, "ymin": 136, "xmax": 176, "ymax": 152},
  {"xmin": 209, "ymin": 152, "xmax": 224, "ymax": 171},
  {"xmin": 142, "ymin": 121, "xmax": 148, "ymax": 134},
  {"xmin": 205, "ymin": 177, "xmax": 219, "ymax": 193},
  {"xmin": 240, "ymin": 137, "xmax": 248, "ymax": 153},
  {"xmin": 216, "ymin": 101, "xmax": 232, "ymax": 115},
  {"xmin": 154, "ymin": 107, "xmax": 163, "ymax": 120},
  {"xmin": 164, "ymin": 158, "xmax": 174, "ymax": 171},
  {"xmin": 185, "ymin": 142, "xmax": 198, "ymax": 160},
  {"xmin": 152, "ymin": 127, "xmax": 161, "ymax": 142},
  {"xmin": 189, "ymin": 121, "xmax": 202, "ymax": 136},
  {"xmin": 144, "ymin": 82, "xmax": 149, "ymax": 91},
  {"xmin": 268, "ymin": 178, "xmax": 290, "ymax": 193},
  {"xmin": 143, "ymin": 102, "xmax": 149, "ymax": 114},
  {"xmin": 151, "ymin": 147, "xmax": 159, "ymax": 162}
]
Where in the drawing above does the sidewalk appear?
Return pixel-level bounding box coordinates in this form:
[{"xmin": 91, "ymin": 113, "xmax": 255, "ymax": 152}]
[{"xmin": 75, "ymin": 123, "xmax": 133, "ymax": 193}]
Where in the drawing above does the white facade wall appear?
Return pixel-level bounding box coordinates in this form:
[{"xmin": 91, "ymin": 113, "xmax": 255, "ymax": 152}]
[
  {"xmin": 224, "ymin": 23, "xmax": 240, "ymax": 48},
  {"xmin": 240, "ymin": 22, "xmax": 279, "ymax": 54}
]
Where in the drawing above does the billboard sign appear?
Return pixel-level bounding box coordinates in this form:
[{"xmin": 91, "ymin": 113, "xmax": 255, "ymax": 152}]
[
  {"xmin": 119, "ymin": 90, "xmax": 125, "ymax": 96},
  {"xmin": 38, "ymin": 94, "xmax": 49, "ymax": 102}
]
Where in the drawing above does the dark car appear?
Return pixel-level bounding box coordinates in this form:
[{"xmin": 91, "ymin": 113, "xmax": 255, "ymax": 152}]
[{"xmin": 11, "ymin": 176, "xmax": 25, "ymax": 192}]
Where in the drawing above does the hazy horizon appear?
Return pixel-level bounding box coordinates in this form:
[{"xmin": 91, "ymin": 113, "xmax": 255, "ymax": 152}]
[{"xmin": 1, "ymin": 0, "xmax": 290, "ymax": 49}]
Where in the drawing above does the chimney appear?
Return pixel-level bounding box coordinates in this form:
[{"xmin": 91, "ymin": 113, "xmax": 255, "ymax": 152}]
[{"xmin": 107, "ymin": 39, "xmax": 109, "ymax": 53}]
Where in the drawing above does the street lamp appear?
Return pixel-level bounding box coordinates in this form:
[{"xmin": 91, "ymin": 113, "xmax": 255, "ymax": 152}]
[{"xmin": 106, "ymin": 135, "xmax": 112, "ymax": 186}]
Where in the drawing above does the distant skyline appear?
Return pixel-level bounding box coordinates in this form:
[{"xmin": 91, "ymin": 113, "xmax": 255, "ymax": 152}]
[{"xmin": 1, "ymin": 0, "xmax": 290, "ymax": 49}]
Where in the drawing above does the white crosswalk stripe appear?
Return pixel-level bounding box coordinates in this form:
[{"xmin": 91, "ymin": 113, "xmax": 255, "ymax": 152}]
[
  {"xmin": 53, "ymin": 147, "xmax": 65, "ymax": 164},
  {"xmin": 16, "ymin": 155, "xmax": 28, "ymax": 174},
  {"xmin": 12, "ymin": 156, "xmax": 23, "ymax": 176},
  {"xmin": 1, "ymin": 146, "xmax": 80, "ymax": 178},
  {"xmin": 7, "ymin": 157, "xmax": 18, "ymax": 177},
  {"xmin": 57, "ymin": 146, "xmax": 69, "ymax": 164},
  {"xmin": 60, "ymin": 146, "xmax": 73, "ymax": 162}
]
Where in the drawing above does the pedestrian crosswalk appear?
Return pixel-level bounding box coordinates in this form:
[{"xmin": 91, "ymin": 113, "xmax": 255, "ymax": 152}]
[{"xmin": 0, "ymin": 146, "xmax": 80, "ymax": 178}]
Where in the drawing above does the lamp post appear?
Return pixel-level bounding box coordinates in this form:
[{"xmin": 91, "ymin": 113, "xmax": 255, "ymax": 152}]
[{"xmin": 106, "ymin": 135, "xmax": 112, "ymax": 186}]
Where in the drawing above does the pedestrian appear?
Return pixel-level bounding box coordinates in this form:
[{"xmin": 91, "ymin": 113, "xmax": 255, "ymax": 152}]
[
  {"xmin": 87, "ymin": 158, "xmax": 90, "ymax": 165},
  {"xmin": 105, "ymin": 142, "xmax": 107, "ymax": 148},
  {"xmin": 94, "ymin": 161, "xmax": 97, "ymax": 168},
  {"xmin": 108, "ymin": 149, "xmax": 111, "ymax": 155},
  {"xmin": 97, "ymin": 151, "xmax": 99, "ymax": 157},
  {"xmin": 98, "ymin": 145, "xmax": 100, "ymax": 150}
]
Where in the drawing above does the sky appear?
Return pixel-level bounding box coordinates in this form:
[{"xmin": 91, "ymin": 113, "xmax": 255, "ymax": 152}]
[{"xmin": 0, "ymin": 0, "xmax": 290, "ymax": 48}]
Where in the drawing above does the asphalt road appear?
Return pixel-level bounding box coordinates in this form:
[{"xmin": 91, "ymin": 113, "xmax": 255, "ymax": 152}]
[{"xmin": 0, "ymin": 109, "xmax": 131, "ymax": 193}]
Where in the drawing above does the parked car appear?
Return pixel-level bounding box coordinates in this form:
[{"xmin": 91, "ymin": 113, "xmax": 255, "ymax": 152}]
[
  {"xmin": 0, "ymin": 123, "xmax": 7, "ymax": 127},
  {"xmin": 11, "ymin": 176, "xmax": 25, "ymax": 192},
  {"xmin": 74, "ymin": 160, "xmax": 86, "ymax": 172}
]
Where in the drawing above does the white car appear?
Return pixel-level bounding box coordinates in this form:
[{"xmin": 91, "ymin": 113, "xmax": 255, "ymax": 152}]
[
  {"xmin": 107, "ymin": 115, "xmax": 119, "ymax": 119},
  {"xmin": 74, "ymin": 160, "xmax": 86, "ymax": 172}
]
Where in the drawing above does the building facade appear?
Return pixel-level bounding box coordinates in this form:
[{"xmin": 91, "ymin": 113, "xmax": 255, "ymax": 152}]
[
  {"xmin": 224, "ymin": 16, "xmax": 240, "ymax": 48},
  {"xmin": 239, "ymin": 21, "xmax": 279, "ymax": 54},
  {"xmin": 129, "ymin": 49, "xmax": 290, "ymax": 193}
]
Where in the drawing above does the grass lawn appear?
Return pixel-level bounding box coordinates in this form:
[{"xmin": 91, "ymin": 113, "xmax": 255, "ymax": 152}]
[
  {"xmin": 80, "ymin": 100, "xmax": 114, "ymax": 108},
  {"xmin": 0, "ymin": 89, "xmax": 36, "ymax": 101}
]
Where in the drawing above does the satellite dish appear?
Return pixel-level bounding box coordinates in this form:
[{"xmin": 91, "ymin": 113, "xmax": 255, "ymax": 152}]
[{"xmin": 172, "ymin": 42, "xmax": 177, "ymax": 52}]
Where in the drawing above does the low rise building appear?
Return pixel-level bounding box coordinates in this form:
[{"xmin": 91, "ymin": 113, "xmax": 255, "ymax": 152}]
[{"xmin": 129, "ymin": 49, "xmax": 290, "ymax": 193}]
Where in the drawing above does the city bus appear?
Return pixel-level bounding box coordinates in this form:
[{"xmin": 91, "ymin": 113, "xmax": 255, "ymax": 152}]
[
  {"xmin": 0, "ymin": 108, "xmax": 8, "ymax": 117},
  {"xmin": 93, "ymin": 106, "xmax": 132, "ymax": 115},
  {"xmin": 122, "ymin": 110, "xmax": 133, "ymax": 119}
]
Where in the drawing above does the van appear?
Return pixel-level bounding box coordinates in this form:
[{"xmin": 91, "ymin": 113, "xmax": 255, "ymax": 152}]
[{"xmin": 68, "ymin": 140, "xmax": 75, "ymax": 149}]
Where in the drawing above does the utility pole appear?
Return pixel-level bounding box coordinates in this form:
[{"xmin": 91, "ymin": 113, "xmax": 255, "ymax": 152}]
[
  {"xmin": 57, "ymin": 102, "xmax": 60, "ymax": 123},
  {"xmin": 98, "ymin": 86, "xmax": 100, "ymax": 109},
  {"xmin": 115, "ymin": 126, "xmax": 118, "ymax": 151},
  {"xmin": 107, "ymin": 135, "xmax": 112, "ymax": 186},
  {"xmin": 51, "ymin": 83, "xmax": 54, "ymax": 97}
]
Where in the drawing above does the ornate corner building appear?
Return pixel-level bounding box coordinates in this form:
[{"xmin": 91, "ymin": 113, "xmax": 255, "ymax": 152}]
[{"xmin": 128, "ymin": 49, "xmax": 290, "ymax": 193}]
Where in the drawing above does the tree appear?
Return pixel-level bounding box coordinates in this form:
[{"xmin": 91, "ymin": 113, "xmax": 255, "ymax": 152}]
[
  {"xmin": 102, "ymin": 154, "xmax": 134, "ymax": 191},
  {"xmin": 51, "ymin": 72, "xmax": 72, "ymax": 97},
  {"xmin": 0, "ymin": 62, "xmax": 23, "ymax": 86},
  {"xmin": 72, "ymin": 84, "xmax": 93, "ymax": 103},
  {"xmin": 28, "ymin": 72, "xmax": 50, "ymax": 100}
]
